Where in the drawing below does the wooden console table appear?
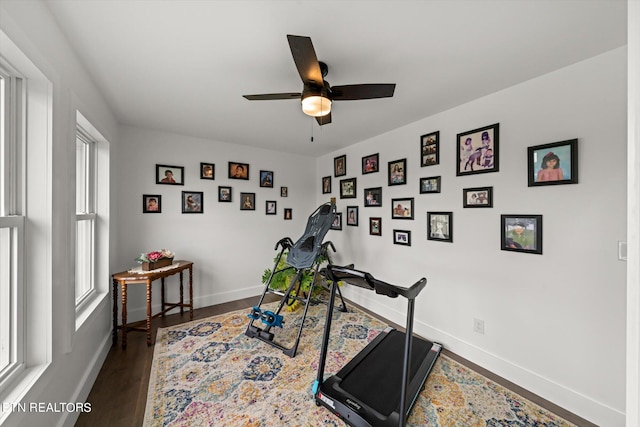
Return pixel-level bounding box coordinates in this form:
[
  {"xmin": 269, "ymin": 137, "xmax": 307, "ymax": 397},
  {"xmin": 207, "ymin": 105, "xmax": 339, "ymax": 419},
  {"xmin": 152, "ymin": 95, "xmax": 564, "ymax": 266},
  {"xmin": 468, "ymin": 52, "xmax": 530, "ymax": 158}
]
[{"xmin": 112, "ymin": 260, "xmax": 194, "ymax": 348}]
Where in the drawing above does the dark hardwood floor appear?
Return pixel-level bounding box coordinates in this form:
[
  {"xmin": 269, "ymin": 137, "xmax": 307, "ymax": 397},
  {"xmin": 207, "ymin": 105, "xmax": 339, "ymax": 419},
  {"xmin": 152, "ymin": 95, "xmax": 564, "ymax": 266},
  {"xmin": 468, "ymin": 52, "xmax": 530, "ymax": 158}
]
[{"xmin": 75, "ymin": 296, "xmax": 595, "ymax": 427}]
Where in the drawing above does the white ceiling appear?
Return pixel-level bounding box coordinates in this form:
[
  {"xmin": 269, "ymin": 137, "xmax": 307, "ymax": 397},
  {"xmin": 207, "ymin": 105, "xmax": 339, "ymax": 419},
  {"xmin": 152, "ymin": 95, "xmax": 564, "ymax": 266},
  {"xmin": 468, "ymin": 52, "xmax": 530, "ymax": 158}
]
[{"xmin": 45, "ymin": 0, "xmax": 627, "ymax": 157}]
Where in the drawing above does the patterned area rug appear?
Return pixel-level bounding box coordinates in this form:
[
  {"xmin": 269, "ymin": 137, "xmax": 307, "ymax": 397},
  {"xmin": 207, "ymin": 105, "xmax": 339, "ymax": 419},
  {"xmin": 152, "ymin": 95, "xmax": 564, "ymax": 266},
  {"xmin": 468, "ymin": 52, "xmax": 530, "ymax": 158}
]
[{"xmin": 144, "ymin": 301, "xmax": 576, "ymax": 426}]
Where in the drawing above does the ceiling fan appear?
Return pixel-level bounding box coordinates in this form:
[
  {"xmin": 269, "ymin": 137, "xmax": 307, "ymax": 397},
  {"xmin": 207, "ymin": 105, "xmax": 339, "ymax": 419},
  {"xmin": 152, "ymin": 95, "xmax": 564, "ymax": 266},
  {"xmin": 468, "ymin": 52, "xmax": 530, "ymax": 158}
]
[{"xmin": 243, "ymin": 35, "xmax": 396, "ymax": 126}]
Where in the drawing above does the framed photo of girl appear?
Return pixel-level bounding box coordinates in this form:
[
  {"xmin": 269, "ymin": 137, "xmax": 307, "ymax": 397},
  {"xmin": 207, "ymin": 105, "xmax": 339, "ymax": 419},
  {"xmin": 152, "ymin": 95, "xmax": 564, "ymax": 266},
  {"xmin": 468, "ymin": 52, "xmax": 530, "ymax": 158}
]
[
  {"xmin": 322, "ymin": 176, "xmax": 332, "ymax": 194},
  {"xmin": 218, "ymin": 186, "xmax": 232, "ymax": 202},
  {"xmin": 330, "ymin": 212, "xmax": 343, "ymax": 230},
  {"xmin": 346, "ymin": 206, "xmax": 358, "ymax": 226},
  {"xmin": 156, "ymin": 164, "xmax": 184, "ymax": 185},
  {"xmin": 362, "ymin": 153, "xmax": 379, "ymax": 174},
  {"xmin": 420, "ymin": 131, "xmax": 439, "ymax": 167},
  {"xmin": 527, "ymin": 139, "xmax": 578, "ymax": 187},
  {"xmin": 334, "ymin": 155, "xmax": 346, "ymax": 177},
  {"xmin": 364, "ymin": 187, "xmax": 382, "ymax": 207},
  {"xmin": 456, "ymin": 123, "xmax": 499, "ymax": 176},
  {"xmin": 501, "ymin": 215, "xmax": 542, "ymax": 254},
  {"xmin": 369, "ymin": 217, "xmax": 382, "ymax": 236},
  {"xmin": 143, "ymin": 194, "xmax": 161, "ymax": 213},
  {"xmin": 463, "ymin": 186, "xmax": 493, "ymax": 208},
  {"xmin": 182, "ymin": 191, "xmax": 203, "ymax": 214},
  {"xmin": 388, "ymin": 158, "xmax": 407, "ymax": 186},
  {"xmin": 200, "ymin": 163, "xmax": 214, "ymax": 180}
]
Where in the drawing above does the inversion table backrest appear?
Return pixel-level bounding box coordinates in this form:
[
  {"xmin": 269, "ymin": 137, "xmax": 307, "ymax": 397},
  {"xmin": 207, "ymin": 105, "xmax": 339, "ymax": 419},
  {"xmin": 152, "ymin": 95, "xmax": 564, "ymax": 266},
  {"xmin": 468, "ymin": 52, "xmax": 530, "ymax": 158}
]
[{"xmin": 286, "ymin": 202, "xmax": 336, "ymax": 269}]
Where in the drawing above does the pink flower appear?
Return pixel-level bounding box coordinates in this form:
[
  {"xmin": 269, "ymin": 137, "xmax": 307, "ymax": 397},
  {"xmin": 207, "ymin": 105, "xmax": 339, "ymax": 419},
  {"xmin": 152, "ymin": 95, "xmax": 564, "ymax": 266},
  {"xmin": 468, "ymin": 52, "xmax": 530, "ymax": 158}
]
[{"xmin": 147, "ymin": 251, "xmax": 163, "ymax": 261}]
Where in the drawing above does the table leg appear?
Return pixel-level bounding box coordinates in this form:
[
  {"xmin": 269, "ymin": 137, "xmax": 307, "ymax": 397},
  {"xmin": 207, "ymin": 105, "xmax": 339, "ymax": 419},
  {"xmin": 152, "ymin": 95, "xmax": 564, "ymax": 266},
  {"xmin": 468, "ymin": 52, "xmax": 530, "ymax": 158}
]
[
  {"xmin": 189, "ymin": 266, "xmax": 194, "ymax": 320},
  {"xmin": 161, "ymin": 277, "xmax": 165, "ymax": 316},
  {"xmin": 112, "ymin": 278, "xmax": 118, "ymax": 346},
  {"xmin": 180, "ymin": 271, "xmax": 184, "ymax": 315},
  {"xmin": 121, "ymin": 283, "xmax": 128, "ymax": 349},
  {"xmin": 146, "ymin": 279, "xmax": 153, "ymax": 346}
]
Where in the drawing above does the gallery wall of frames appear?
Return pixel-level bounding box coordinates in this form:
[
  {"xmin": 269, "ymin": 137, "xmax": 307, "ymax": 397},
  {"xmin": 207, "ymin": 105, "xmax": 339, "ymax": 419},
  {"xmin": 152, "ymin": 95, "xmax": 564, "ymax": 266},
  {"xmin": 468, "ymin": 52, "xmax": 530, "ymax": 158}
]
[
  {"xmin": 143, "ymin": 161, "xmax": 293, "ymax": 219},
  {"xmin": 323, "ymin": 124, "xmax": 579, "ymax": 255}
]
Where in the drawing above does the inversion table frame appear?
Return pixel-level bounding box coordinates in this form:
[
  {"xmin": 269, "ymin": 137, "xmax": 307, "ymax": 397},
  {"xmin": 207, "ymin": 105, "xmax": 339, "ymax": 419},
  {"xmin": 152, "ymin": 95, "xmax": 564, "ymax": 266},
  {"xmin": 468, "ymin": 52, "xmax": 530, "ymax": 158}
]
[{"xmin": 245, "ymin": 202, "xmax": 347, "ymax": 357}]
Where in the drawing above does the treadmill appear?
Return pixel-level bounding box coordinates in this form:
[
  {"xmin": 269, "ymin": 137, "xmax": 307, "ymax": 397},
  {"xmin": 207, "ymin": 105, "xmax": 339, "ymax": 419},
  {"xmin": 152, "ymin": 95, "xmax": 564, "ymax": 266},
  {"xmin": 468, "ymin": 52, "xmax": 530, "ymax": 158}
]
[{"xmin": 313, "ymin": 265, "xmax": 442, "ymax": 427}]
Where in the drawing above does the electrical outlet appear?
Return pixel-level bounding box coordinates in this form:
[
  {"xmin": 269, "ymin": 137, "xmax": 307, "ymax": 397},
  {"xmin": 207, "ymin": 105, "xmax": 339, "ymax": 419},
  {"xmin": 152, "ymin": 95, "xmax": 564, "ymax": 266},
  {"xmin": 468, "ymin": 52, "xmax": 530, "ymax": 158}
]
[{"xmin": 474, "ymin": 318, "xmax": 485, "ymax": 334}]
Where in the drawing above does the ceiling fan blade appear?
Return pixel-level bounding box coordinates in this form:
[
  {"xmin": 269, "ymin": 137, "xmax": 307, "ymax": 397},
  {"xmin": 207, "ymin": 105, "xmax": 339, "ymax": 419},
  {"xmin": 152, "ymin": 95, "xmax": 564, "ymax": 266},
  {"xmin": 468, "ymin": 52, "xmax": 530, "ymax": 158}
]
[
  {"xmin": 330, "ymin": 84, "xmax": 396, "ymax": 100},
  {"xmin": 316, "ymin": 113, "xmax": 332, "ymax": 126},
  {"xmin": 243, "ymin": 93, "xmax": 301, "ymax": 101},
  {"xmin": 287, "ymin": 35, "xmax": 324, "ymax": 86}
]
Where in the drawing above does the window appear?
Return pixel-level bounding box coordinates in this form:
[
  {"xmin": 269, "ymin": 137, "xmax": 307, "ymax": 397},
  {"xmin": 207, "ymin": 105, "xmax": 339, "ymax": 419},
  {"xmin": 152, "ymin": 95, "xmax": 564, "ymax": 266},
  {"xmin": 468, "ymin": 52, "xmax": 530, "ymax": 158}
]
[
  {"xmin": 75, "ymin": 126, "xmax": 97, "ymax": 307},
  {"xmin": 0, "ymin": 53, "xmax": 26, "ymax": 392}
]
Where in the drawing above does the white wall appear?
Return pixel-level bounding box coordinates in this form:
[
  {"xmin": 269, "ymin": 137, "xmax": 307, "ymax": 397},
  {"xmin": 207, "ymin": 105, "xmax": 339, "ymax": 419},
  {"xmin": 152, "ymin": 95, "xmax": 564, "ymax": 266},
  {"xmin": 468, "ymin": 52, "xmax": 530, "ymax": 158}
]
[
  {"xmin": 317, "ymin": 47, "xmax": 628, "ymax": 426},
  {"xmin": 113, "ymin": 126, "xmax": 318, "ymax": 321},
  {"xmin": 0, "ymin": 1, "xmax": 118, "ymax": 426}
]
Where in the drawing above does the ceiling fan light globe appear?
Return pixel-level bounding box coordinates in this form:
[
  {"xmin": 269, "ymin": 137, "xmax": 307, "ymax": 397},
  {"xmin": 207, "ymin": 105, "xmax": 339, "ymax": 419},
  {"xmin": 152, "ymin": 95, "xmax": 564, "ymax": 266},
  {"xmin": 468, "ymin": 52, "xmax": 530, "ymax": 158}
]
[{"xmin": 302, "ymin": 96, "xmax": 332, "ymax": 117}]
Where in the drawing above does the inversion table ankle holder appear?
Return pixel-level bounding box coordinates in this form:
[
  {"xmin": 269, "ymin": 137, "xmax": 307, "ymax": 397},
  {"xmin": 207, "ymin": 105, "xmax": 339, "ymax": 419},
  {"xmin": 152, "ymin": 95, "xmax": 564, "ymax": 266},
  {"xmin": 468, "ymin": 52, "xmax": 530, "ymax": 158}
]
[{"xmin": 245, "ymin": 201, "xmax": 347, "ymax": 357}]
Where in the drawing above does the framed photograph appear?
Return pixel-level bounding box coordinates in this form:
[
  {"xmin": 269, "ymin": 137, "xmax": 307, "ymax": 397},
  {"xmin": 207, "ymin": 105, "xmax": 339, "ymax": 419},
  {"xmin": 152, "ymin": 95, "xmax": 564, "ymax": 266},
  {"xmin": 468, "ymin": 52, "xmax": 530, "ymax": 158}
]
[
  {"xmin": 362, "ymin": 153, "xmax": 379, "ymax": 174},
  {"xmin": 143, "ymin": 194, "xmax": 161, "ymax": 213},
  {"xmin": 420, "ymin": 131, "xmax": 439, "ymax": 167},
  {"xmin": 330, "ymin": 212, "xmax": 342, "ymax": 230},
  {"xmin": 369, "ymin": 217, "xmax": 382, "ymax": 236},
  {"xmin": 240, "ymin": 192, "xmax": 255, "ymax": 210},
  {"xmin": 322, "ymin": 176, "xmax": 332, "ymax": 194},
  {"xmin": 229, "ymin": 162, "xmax": 249, "ymax": 180},
  {"xmin": 527, "ymin": 139, "xmax": 578, "ymax": 187},
  {"xmin": 427, "ymin": 211, "xmax": 453, "ymax": 242},
  {"xmin": 420, "ymin": 176, "xmax": 441, "ymax": 194},
  {"xmin": 265, "ymin": 200, "xmax": 277, "ymax": 215},
  {"xmin": 334, "ymin": 155, "xmax": 346, "ymax": 177},
  {"xmin": 260, "ymin": 170, "xmax": 274, "ymax": 188},
  {"xmin": 280, "ymin": 187, "xmax": 288, "ymax": 197},
  {"xmin": 393, "ymin": 229, "xmax": 411, "ymax": 246},
  {"xmin": 388, "ymin": 158, "xmax": 407, "ymax": 186},
  {"xmin": 200, "ymin": 163, "xmax": 215, "ymax": 180},
  {"xmin": 218, "ymin": 186, "xmax": 232, "ymax": 202},
  {"xmin": 340, "ymin": 177, "xmax": 357, "ymax": 199},
  {"xmin": 457, "ymin": 123, "xmax": 499, "ymax": 176},
  {"xmin": 182, "ymin": 191, "xmax": 203, "ymax": 214},
  {"xmin": 346, "ymin": 206, "xmax": 359, "ymax": 226},
  {"xmin": 501, "ymin": 214, "xmax": 542, "ymax": 254},
  {"xmin": 156, "ymin": 164, "xmax": 184, "ymax": 185},
  {"xmin": 463, "ymin": 186, "xmax": 493, "ymax": 208},
  {"xmin": 284, "ymin": 208, "xmax": 292, "ymax": 220},
  {"xmin": 364, "ymin": 187, "xmax": 382, "ymax": 207},
  {"xmin": 391, "ymin": 197, "xmax": 414, "ymax": 220}
]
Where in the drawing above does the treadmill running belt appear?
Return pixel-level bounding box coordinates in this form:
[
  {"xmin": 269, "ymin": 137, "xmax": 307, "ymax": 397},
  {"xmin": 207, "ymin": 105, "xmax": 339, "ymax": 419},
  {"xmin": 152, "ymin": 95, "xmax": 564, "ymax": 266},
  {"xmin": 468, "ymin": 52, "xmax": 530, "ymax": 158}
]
[{"xmin": 339, "ymin": 329, "xmax": 432, "ymax": 416}]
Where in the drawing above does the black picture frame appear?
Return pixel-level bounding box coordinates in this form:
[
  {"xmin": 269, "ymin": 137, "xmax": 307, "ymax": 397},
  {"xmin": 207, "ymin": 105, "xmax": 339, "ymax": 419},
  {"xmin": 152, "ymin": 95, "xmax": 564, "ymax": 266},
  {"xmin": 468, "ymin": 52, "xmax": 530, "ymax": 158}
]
[
  {"xmin": 457, "ymin": 123, "xmax": 499, "ymax": 176},
  {"xmin": 369, "ymin": 217, "xmax": 382, "ymax": 236},
  {"xmin": 527, "ymin": 139, "xmax": 578, "ymax": 187},
  {"xmin": 362, "ymin": 153, "xmax": 379, "ymax": 174},
  {"xmin": 182, "ymin": 191, "xmax": 203, "ymax": 214},
  {"xmin": 143, "ymin": 194, "xmax": 161, "ymax": 213},
  {"xmin": 340, "ymin": 177, "xmax": 357, "ymax": 199},
  {"xmin": 260, "ymin": 170, "xmax": 274, "ymax": 188},
  {"xmin": 420, "ymin": 176, "xmax": 441, "ymax": 194},
  {"xmin": 346, "ymin": 206, "xmax": 359, "ymax": 226},
  {"xmin": 284, "ymin": 208, "xmax": 292, "ymax": 220},
  {"xmin": 156, "ymin": 164, "xmax": 184, "ymax": 185},
  {"xmin": 388, "ymin": 158, "xmax": 407, "ymax": 186},
  {"xmin": 364, "ymin": 187, "xmax": 382, "ymax": 207},
  {"xmin": 200, "ymin": 162, "xmax": 215, "ymax": 180},
  {"xmin": 420, "ymin": 131, "xmax": 439, "ymax": 167},
  {"xmin": 334, "ymin": 155, "xmax": 346, "ymax": 177},
  {"xmin": 280, "ymin": 187, "xmax": 288, "ymax": 197},
  {"xmin": 218, "ymin": 186, "xmax": 232, "ymax": 202},
  {"xmin": 427, "ymin": 211, "xmax": 453, "ymax": 242},
  {"xmin": 265, "ymin": 200, "xmax": 277, "ymax": 215},
  {"xmin": 463, "ymin": 186, "xmax": 493, "ymax": 208},
  {"xmin": 229, "ymin": 162, "xmax": 249, "ymax": 180},
  {"xmin": 393, "ymin": 229, "xmax": 411, "ymax": 246},
  {"xmin": 501, "ymin": 214, "xmax": 543, "ymax": 254},
  {"xmin": 240, "ymin": 192, "xmax": 255, "ymax": 210},
  {"xmin": 391, "ymin": 197, "xmax": 414, "ymax": 220},
  {"xmin": 322, "ymin": 176, "xmax": 332, "ymax": 194},
  {"xmin": 330, "ymin": 212, "xmax": 342, "ymax": 230}
]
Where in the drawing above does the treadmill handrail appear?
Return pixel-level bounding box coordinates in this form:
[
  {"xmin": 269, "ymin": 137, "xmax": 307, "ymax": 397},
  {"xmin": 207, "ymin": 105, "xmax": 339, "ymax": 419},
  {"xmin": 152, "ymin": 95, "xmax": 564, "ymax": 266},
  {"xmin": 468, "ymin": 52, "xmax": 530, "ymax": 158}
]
[{"xmin": 327, "ymin": 265, "xmax": 427, "ymax": 300}]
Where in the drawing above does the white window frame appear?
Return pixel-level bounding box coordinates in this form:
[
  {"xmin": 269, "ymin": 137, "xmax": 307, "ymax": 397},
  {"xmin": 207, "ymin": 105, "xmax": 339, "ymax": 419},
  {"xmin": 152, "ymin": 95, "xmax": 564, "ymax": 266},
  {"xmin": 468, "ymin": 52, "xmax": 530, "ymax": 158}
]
[
  {"xmin": 75, "ymin": 125, "xmax": 97, "ymax": 309},
  {"xmin": 0, "ymin": 29, "xmax": 52, "ymax": 417}
]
